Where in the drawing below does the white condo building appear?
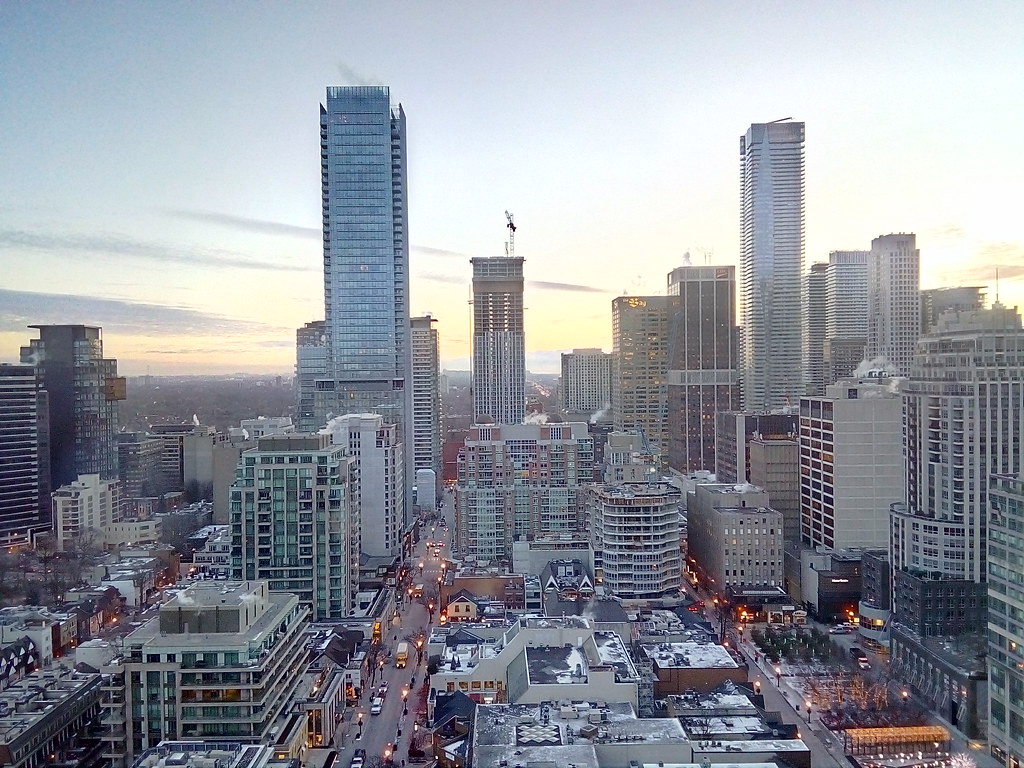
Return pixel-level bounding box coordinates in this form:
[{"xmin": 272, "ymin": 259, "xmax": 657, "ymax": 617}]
[
  {"xmin": 867, "ymin": 233, "xmax": 921, "ymax": 375},
  {"xmin": 559, "ymin": 348, "xmax": 612, "ymax": 415},
  {"xmin": 321, "ymin": 413, "xmax": 404, "ymax": 558},
  {"xmin": 472, "ymin": 256, "xmax": 526, "ymax": 425},
  {"xmin": 799, "ymin": 377, "xmax": 904, "ymax": 549},
  {"xmin": 410, "ymin": 315, "xmax": 442, "ymax": 486},
  {"xmin": 52, "ymin": 473, "xmax": 122, "ymax": 550},
  {"xmin": 740, "ymin": 120, "xmax": 806, "ymax": 410},
  {"xmin": 802, "ymin": 261, "xmax": 828, "ymax": 396}
]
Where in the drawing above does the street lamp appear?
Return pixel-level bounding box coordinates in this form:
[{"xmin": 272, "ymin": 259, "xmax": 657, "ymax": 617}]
[
  {"xmin": 805, "ymin": 701, "xmax": 812, "ymax": 723},
  {"xmin": 754, "ymin": 680, "xmax": 761, "ymax": 695},
  {"xmin": 775, "ymin": 666, "xmax": 781, "ymax": 685}
]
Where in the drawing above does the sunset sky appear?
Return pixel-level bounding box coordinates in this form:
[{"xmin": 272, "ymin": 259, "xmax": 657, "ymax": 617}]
[{"xmin": 2, "ymin": 2, "xmax": 1022, "ymax": 374}]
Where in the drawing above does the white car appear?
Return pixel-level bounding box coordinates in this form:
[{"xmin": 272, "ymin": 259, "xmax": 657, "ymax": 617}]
[
  {"xmin": 857, "ymin": 658, "xmax": 871, "ymax": 670},
  {"xmin": 370, "ymin": 697, "xmax": 384, "ymax": 715},
  {"xmin": 829, "ymin": 625, "xmax": 852, "ymax": 635}
]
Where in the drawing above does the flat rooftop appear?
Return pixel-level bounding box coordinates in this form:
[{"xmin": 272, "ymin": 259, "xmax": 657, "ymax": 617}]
[
  {"xmin": 0, "ymin": 667, "xmax": 100, "ymax": 747},
  {"xmin": 473, "ymin": 700, "xmax": 688, "ymax": 767},
  {"xmin": 526, "ymin": 645, "xmax": 588, "ymax": 685},
  {"xmin": 131, "ymin": 741, "xmax": 283, "ymax": 768},
  {"xmin": 642, "ymin": 641, "xmax": 738, "ymax": 670}
]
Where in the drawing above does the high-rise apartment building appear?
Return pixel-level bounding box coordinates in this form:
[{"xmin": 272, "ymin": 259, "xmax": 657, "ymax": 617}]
[
  {"xmin": 665, "ymin": 265, "xmax": 740, "ymax": 473},
  {"xmin": 0, "ymin": 364, "xmax": 50, "ymax": 546},
  {"xmin": 799, "ymin": 378, "xmax": 904, "ymax": 550},
  {"xmin": 295, "ymin": 320, "xmax": 327, "ymax": 433},
  {"xmin": 823, "ymin": 250, "xmax": 869, "ymax": 383},
  {"xmin": 740, "ymin": 120, "xmax": 806, "ymax": 410},
  {"xmin": 748, "ymin": 437, "xmax": 800, "ymax": 542},
  {"xmin": 230, "ymin": 434, "xmax": 358, "ymax": 620},
  {"xmin": 151, "ymin": 424, "xmax": 215, "ymax": 493},
  {"xmin": 866, "ymin": 233, "xmax": 921, "ymax": 375},
  {"xmin": 889, "ymin": 303, "xmax": 1024, "ymax": 736},
  {"xmin": 117, "ymin": 432, "xmax": 164, "ymax": 499},
  {"xmin": 920, "ymin": 286, "xmax": 986, "ymax": 334},
  {"xmin": 303, "ymin": 85, "xmax": 411, "ymax": 465},
  {"xmin": 612, "ymin": 296, "xmax": 677, "ymax": 456},
  {"xmin": 454, "ymin": 422, "xmax": 594, "ymax": 561},
  {"xmin": 559, "ymin": 348, "xmax": 612, "ymax": 415},
  {"xmin": 471, "ymin": 255, "xmax": 526, "ymax": 425},
  {"xmin": 802, "ymin": 261, "xmax": 828, "ymax": 396},
  {"xmin": 20, "ymin": 325, "xmax": 125, "ymax": 487},
  {"xmin": 988, "ymin": 473, "xmax": 1024, "ymax": 767},
  {"xmin": 51, "ymin": 473, "xmax": 122, "ymax": 550},
  {"xmin": 117, "ymin": 581, "xmax": 308, "ymax": 753},
  {"xmin": 321, "ymin": 413, "xmax": 404, "ymax": 558},
  {"xmin": 410, "ymin": 315, "xmax": 442, "ymax": 485},
  {"xmin": 590, "ymin": 431, "xmax": 681, "ymax": 599}
]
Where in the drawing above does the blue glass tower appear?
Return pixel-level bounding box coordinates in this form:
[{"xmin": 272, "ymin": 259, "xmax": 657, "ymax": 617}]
[{"xmin": 310, "ymin": 86, "xmax": 411, "ymax": 434}]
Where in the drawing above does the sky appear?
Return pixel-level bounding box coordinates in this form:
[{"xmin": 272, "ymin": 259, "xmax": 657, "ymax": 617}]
[{"xmin": 2, "ymin": 2, "xmax": 1023, "ymax": 375}]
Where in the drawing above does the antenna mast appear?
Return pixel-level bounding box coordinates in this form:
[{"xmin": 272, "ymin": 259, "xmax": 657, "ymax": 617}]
[{"xmin": 505, "ymin": 210, "xmax": 516, "ymax": 258}]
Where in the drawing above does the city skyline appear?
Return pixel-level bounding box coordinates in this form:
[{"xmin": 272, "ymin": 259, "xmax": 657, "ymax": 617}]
[{"xmin": 2, "ymin": 3, "xmax": 1022, "ymax": 375}]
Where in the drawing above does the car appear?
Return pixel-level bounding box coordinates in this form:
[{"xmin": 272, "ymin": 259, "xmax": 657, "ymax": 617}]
[
  {"xmin": 858, "ymin": 658, "xmax": 871, "ymax": 670},
  {"xmin": 370, "ymin": 697, "xmax": 384, "ymax": 715},
  {"xmin": 377, "ymin": 682, "xmax": 388, "ymax": 697},
  {"xmin": 849, "ymin": 646, "xmax": 867, "ymax": 659},
  {"xmin": 829, "ymin": 625, "xmax": 852, "ymax": 635},
  {"xmin": 349, "ymin": 748, "xmax": 366, "ymax": 768}
]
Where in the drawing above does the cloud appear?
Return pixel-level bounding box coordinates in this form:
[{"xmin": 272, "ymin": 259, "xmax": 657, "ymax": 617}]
[
  {"xmin": 336, "ymin": 62, "xmax": 383, "ymax": 86},
  {"xmin": 164, "ymin": 209, "xmax": 320, "ymax": 238},
  {"xmin": 0, "ymin": 228, "xmax": 308, "ymax": 272},
  {"xmin": 417, "ymin": 273, "xmax": 466, "ymax": 285},
  {"xmin": 413, "ymin": 244, "xmax": 473, "ymax": 259},
  {"xmin": 928, "ymin": 223, "xmax": 966, "ymax": 240},
  {"xmin": 0, "ymin": 288, "xmax": 286, "ymax": 338},
  {"xmin": 941, "ymin": 241, "xmax": 1024, "ymax": 283},
  {"xmin": 528, "ymin": 280, "xmax": 610, "ymax": 293}
]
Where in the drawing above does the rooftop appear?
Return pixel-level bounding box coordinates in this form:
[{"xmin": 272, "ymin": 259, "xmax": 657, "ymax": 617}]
[
  {"xmin": 130, "ymin": 741, "xmax": 287, "ymax": 768},
  {"xmin": 642, "ymin": 641, "xmax": 738, "ymax": 670},
  {"xmin": 0, "ymin": 666, "xmax": 100, "ymax": 747},
  {"xmin": 526, "ymin": 645, "xmax": 589, "ymax": 685}
]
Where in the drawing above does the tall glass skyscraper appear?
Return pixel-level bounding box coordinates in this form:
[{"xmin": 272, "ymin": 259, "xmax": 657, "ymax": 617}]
[
  {"xmin": 740, "ymin": 120, "xmax": 805, "ymax": 410},
  {"xmin": 313, "ymin": 86, "xmax": 411, "ymax": 435}
]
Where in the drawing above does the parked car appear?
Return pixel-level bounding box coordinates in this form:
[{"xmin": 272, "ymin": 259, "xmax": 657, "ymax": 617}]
[
  {"xmin": 350, "ymin": 748, "xmax": 366, "ymax": 768},
  {"xmin": 849, "ymin": 646, "xmax": 867, "ymax": 659},
  {"xmin": 858, "ymin": 658, "xmax": 871, "ymax": 670},
  {"xmin": 829, "ymin": 625, "xmax": 852, "ymax": 635},
  {"xmin": 370, "ymin": 697, "xmax": 384, "ymax": 715}
]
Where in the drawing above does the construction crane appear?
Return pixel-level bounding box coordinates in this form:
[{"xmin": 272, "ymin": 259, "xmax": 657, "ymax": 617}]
[{"xmin": 505, "ymin": 210, "xmax": 516, "ymax": 258}]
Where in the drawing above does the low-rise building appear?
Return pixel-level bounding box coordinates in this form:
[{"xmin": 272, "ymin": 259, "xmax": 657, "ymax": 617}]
[
  {"xmin": 639, "ymin": 640, "xmax": 745, "ymax": 695},
  {"xmin": 471, "ymin": 700, "xmax": 690, "ymax": 768},
  {"xmin": 0, "ymin": 606, "xmax": 78, "ymax": 662},
  {"xmin": 129, "ymin": 741, "xmax": 296, "ymax": 768},
  {"xmin": 190, "ymin": 525, "xmax": 231, "ymax": 578},
  {"xmin": 104, "ymin": 515, "xmax": 162, "ymax": 549},
  {"xmin": 428, "ymin": 616, "xmax": 640, "ymax": 711}
]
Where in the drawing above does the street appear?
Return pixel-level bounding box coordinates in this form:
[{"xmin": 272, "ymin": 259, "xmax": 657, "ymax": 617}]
[{"xmin": 335, "ymin": 492, "xmax": 453, "ymax": 767}]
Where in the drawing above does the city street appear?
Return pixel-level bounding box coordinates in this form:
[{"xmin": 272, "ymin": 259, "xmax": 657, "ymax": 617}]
[{"xmin": 335, "ymin": 491, "xmax": 453, "ymax": 767}]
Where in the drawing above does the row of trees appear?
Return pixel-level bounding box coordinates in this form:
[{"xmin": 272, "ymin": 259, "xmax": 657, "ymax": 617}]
[
  {"xmin": 750, "ymin": 625, "xmax": 839, "ymax": 664},
  {"xmin": 0, "ymin": 528, "xmax": 106, "ymax": 605}
]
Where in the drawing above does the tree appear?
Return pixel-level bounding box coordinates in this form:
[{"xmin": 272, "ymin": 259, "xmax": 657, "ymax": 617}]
[
  {"xmin": 63, "ymin": 527, "xmax": 105, "ymax": 585},
  {"xmin": 0, "ymin": 550, "xmax": 19, "ymax": 598}
]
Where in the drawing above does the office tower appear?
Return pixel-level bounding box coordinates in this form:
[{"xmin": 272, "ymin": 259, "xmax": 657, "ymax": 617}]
[
  {"xmin": 230, "ymin": 434, "xmax": 358, "ymax": 619},
  {"xmin": 687, "ymin": 483, "xmax": 783, "ymax": 590},
  {"xmin": 20, "ymin": 325, "xmax": 125, "ymax": 487},
  {"xmin": 823, "ymin": 250, "xmax": 869, "ymax": 383},
  {"xmin": 989, "ymin": 473, "xmax": 1024, "ymax": 766},
  {"xmin": 0, "ymin": 364, "xmax": 50, "ymax": 546},
  {"xmin": 454, "ymin": 422, "xmax": 594, "ymax": 561},
  {"xmin": 866, "ymin": 233, "xmax": 921, "ymax": 375},
  {"xmin": 321, "ymin": 413, "xmax": 404, "ymax": 557},
  {"xmin": 295, "ymin": 320, "xmax": 327, "ymax": 433},
  {"xmin": 889, "ymin": 303, "xmax": 1024, "ymax": 736},
  {"xmin": 921, "ymin": 286, "xmax": 986, "ymax": 333},
  {"xmin": 313, "ymin": 85, "xmax": 411, "ymax": 458},
  {"xmin": 799, "ymin": 377, "xmax": 903, "ymax": 550},
  {"xmin": 117, "ymin": 432, "xmax": 164, "ymax": 498},
  {"xmin": 559, "ymin": 348, "xmax": 612, "ymax": 415},
  {"xmin": 802, "ymin": 261, "xmax": 828, "ymax": 396},
  {"xmin": 51, "ymin": 474, "xmax": 122, "ymax": 550},
  {"xmin": 471, "ymin": 255, "xmax": 526, "ymax": 425},
  {"xmin": 590, "ymin": 431, "xmax": 681, "ymax": 598},
  {"xmin": 612, "ymin": 296, "xmax": 677, "ymax": 456},
  {"xmin": 410, "ymin": 315, "xmax": 442, "ymax": 486},
  {"xmin": 118, "ymin": 581, "xmax": 308, "ymax": 753},
  {"xmin": 714, "ymin": 410, "xmax": 799, "ymax": 483},
  {"xmin": 664, "ymin": 265, "xmax": 740, "ymax": 473},
  {"xmin": 748, "ymin": 437, "xmax": 800, "ymax": 542},
  {"xmin": 739, "ymin": 120, "xmax": 806, "ymax": 410}
]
